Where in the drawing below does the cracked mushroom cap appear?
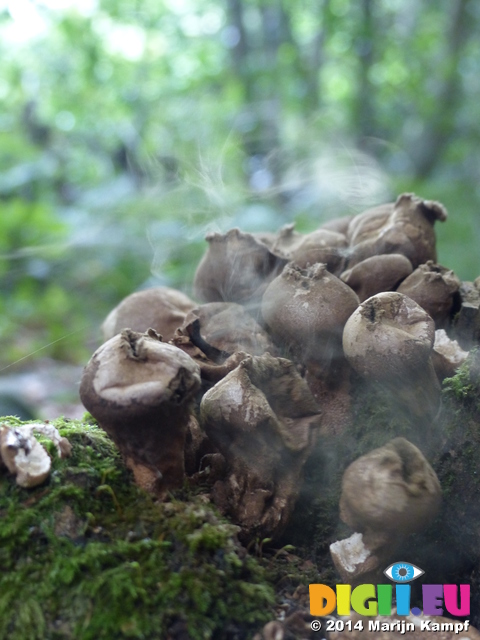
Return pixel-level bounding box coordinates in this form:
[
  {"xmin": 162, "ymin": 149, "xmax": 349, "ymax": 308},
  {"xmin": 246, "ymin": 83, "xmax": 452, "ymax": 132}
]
[
  {"xmin": 397, "ymin": 261, "xmax": 461, "ymax": 329},
  {"xmin": 193, "ymin": 228, "xmax": 287, "ymax": 306},
  {"xmin": 287, "ymin": 229, "xmax": 348, "ymax": 275},
  {"xmin": 343, "ymin": 291, "xmax": 441, "ymax": 421},
  {"xmin": 200, "ymin": 353, "xmax": 320, "ymax": 539},
  {"xmin": 266, "ymin": 224, "xmax": 348, "ymax": 275},
  {"xmin": 79, "ymin": 329, "xmax": 201, "ymax": 495},
  {"xmin": 339, "ymin": 437, "xmax": 441, "ymax": 536},
  {"xmin": 101, "ymin": 286, "xmax": 196, "ymax": 342},
  {"xmin": 262, "ymin": 262, "xmax": 359, "ymax": 367},
  {"xmin": 342, "ymin": 291, "xmax": 435, "ymax": 380},
  {"xmin": 347, "ymin": 193, "xmax": 447, "ymax": 269}
]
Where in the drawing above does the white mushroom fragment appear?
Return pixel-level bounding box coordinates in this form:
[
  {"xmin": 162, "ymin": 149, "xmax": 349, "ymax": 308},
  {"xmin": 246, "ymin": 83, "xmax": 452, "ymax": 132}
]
[{"xmin": 432, "ymin": 329, "xmax": 469, "ymax": 380}]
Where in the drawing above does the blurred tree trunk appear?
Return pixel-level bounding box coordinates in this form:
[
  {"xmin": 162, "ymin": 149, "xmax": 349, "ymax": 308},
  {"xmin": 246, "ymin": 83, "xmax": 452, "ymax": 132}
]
[
  {"xmin": 356, "ymin": 0, "xmax": 376, "ymax": 142},
  {"xmin": 413, "ymin": 0, "xmax": 474, "ymax": 179},
  {"xmin": 226, "ymin": 0, "xmax": 251, "ymax": 98}
]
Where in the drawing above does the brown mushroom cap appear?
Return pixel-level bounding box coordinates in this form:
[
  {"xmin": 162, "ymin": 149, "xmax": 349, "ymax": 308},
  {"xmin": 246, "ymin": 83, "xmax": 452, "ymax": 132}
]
[
  {"xmin": 397, "ymin": 260, "xmax": 461, "ymax": 328},
  {"xmin": 79, "ymin": 329, "xmax": 201, "ymax": 496},
  {"xmin": 101, "ymin": 286, "xmax": 196, "ymax": 342},
  {"xmin": 320, "ymin": 214, "xmax": 354, "ymax": 236},
  {"xmin": 346, "ymin": 203, "xmax": 393, "ymax": 246},
  {"xmin": 340, "ymin": 253, "xmax": 413, "ymax": 302},
  {"xmin": 262, "ymin": 262, "xmax": 360, "ymax": 367},
  {"xmin": 288, "ymin": 228, "xmax": 347, "ymax": 274},
  {"xmin": 180, "ymin": 302, "xmax": 277, "ymax": 357},
  {"xmin": 266, "ymin": 224, "xmax": 348, "ymax": 274},
  {"xmin": 342, "ymin": 291, "xmax": 435, "ymax": 379},
  {"xmin": 454, "ymin": 279, "xmax": 480, "ymax": 349},
  {"xmin": 343, "ymin": 291, "xmax": 441, "ymax": 420},
  {"xmin": 193, "ymin": 228, "xmax": 287, "ymax": 306},
  {"xmin": 200, "ymin": 353, "xmax": 320, "ymax": 539},
  {"xmin": 339, "ymin": 437, "xmax": 441, "ymax": 536},
  {"xmin": 347, "ymin": 193, "xmax": 447, "ymax": 269}
]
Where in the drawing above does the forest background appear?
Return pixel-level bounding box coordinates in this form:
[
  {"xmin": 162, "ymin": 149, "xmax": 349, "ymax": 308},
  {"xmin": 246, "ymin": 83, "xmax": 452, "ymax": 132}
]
[{"xmin": 1, "ymin": 0, "xmax": 480, "ymax": 416}]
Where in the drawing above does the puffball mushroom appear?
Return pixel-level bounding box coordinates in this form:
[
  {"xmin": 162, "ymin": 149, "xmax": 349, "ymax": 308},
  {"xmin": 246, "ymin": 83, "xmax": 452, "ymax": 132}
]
[
  {"xmin": 331, "ymin": 438, "xmax": 440, "ymax": 585},
  {"xmin": 266, "ymin": 224, "xmax": 348, "ymax": 275},
  {"xmin": 179, "ymin": 302, "xmax": 277, "ymax": 358},
  {"xmin": 79, "ymin": 328, "xmax": 201, "ymax": 497},
  {"xmin": 340, "ymin": 253, "xmax": 413, "ymax": 302},
  {"xmin": 397, "ymin": 261, "xmax": 461, "ymax": 329},
  {"xmin": 262, "ymin": 262, "xmax": 359, "ymax": 370},
  {"xmin": 101, "ymin": 286, "xmax": 196, "ymax": 342},
  {"xmin": 339, "ymin": 437, "xmax": 441, "ymax": 539},
  {"xmin": 193, "ymin": 228, "xmax": 287, "ymax": 307},
  {"xmin": 283, "ymin": 229, "xmax": 347, "ymax": 275},
  {"xmin": 343, "ymin": 291, "xmax": 441, "ymax": 421},
  {"xmin": 200, "ymin": 353, "xmax": 320, "ymax": 540},
  {"xmin": 262, "ymin": 262, "xmax": 359, "ymax": 435},
  {"xmin": 347, "ymin": 193, "xmax": 447, "ymax": 269}
]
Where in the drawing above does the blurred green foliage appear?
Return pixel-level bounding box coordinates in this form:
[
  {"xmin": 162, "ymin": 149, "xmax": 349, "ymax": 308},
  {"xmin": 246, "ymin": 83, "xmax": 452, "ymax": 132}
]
[{"xmin": 0, "ymin": 0, "xmax": 480, "ymax": 370}]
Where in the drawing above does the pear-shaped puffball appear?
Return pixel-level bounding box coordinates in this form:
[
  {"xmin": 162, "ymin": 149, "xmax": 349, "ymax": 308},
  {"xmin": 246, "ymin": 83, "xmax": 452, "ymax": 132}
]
[
  {"xmin": 80, "ymin": 329, "xmax": 201, "ymax": 497},
  {"xmin": 193, "ymin": 228, "xmax": 287, "ymax": 306},
  {"xmin": 343, "ymin": 292, "xmax": 441, "ymax": 420},
  {"xmin": 347, "ymin": 193, "xmax": 447, "ymax": 269},
  {"xmin": 102, "ymin": 286, "xmax": 195, "ymax": 342},
  {"xmin": 200, "ymin": 353, "xmax": 320, "ymax": 540},
  {"xmin": 262, "ymin": 262, "xmax": 359, "ymax": 368},
  {"xmin": 339, "ymin": 438, "xmax": 441, "ymax": 536}
]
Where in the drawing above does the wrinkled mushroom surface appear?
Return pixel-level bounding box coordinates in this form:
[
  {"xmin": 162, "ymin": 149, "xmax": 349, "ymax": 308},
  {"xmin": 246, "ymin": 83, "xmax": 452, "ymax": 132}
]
[
  {"xmin": 343, "ymin": 291, "xmax": 441, "ymax": 421},
  {"xmin": 339, "ymin": 437, "xmax": 441, "ymax": 538},
  {"xmin": 79, "ymin": 329, "xmax": 201, "ymax": 496},
  {"xmin": 200, "ymin": 353, "xmax": 320, "ymax": 540},
  {"xmin": 193, "ymin": 228, "xmax": 287, "ymax": 307},
  {"xmin": 267, "ymin": 224, "xmax": 347, "ymax": 275},
  {"xmin": 397, "ymin": 261, "xmax": 461, "ymax": 328},
  {"xmin": 347, "ymin": 193, "xmax": 447, "ymax": 269},
  {"xmin": 262, "ymin": 262, "xmax": 359, "ymax": 369},
  {"xmin": 288, "ymin": 229, "xmax": 347, "ymax": 274},
  {"xmin": 102, "ymin": 286, "xmax": 196, "ymax": 342}
]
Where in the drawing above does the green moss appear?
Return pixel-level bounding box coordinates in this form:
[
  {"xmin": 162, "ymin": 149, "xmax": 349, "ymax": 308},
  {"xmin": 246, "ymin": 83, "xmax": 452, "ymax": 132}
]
[{"xmin": 0, "ymin": 418, "xmax": 274, "ymax": 640}]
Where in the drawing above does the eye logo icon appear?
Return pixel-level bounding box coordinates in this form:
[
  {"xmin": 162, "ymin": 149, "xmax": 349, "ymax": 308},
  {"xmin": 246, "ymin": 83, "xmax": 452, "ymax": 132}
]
[{"xmin": 384, "ymin": 562, "xmax": 424, "ymax": 583}]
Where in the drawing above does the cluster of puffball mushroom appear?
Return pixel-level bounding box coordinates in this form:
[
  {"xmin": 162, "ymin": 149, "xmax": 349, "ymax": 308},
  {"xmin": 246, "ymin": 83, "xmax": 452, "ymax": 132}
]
[{"xmin": 79, "ymin": 192, "xmax": 479, "ymax": 579}]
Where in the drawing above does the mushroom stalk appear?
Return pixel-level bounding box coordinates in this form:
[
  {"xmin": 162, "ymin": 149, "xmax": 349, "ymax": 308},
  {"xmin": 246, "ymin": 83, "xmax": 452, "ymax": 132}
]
[{"xmin": 79, "ymin": 329, "xmax": 201, "ymax": 497}]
